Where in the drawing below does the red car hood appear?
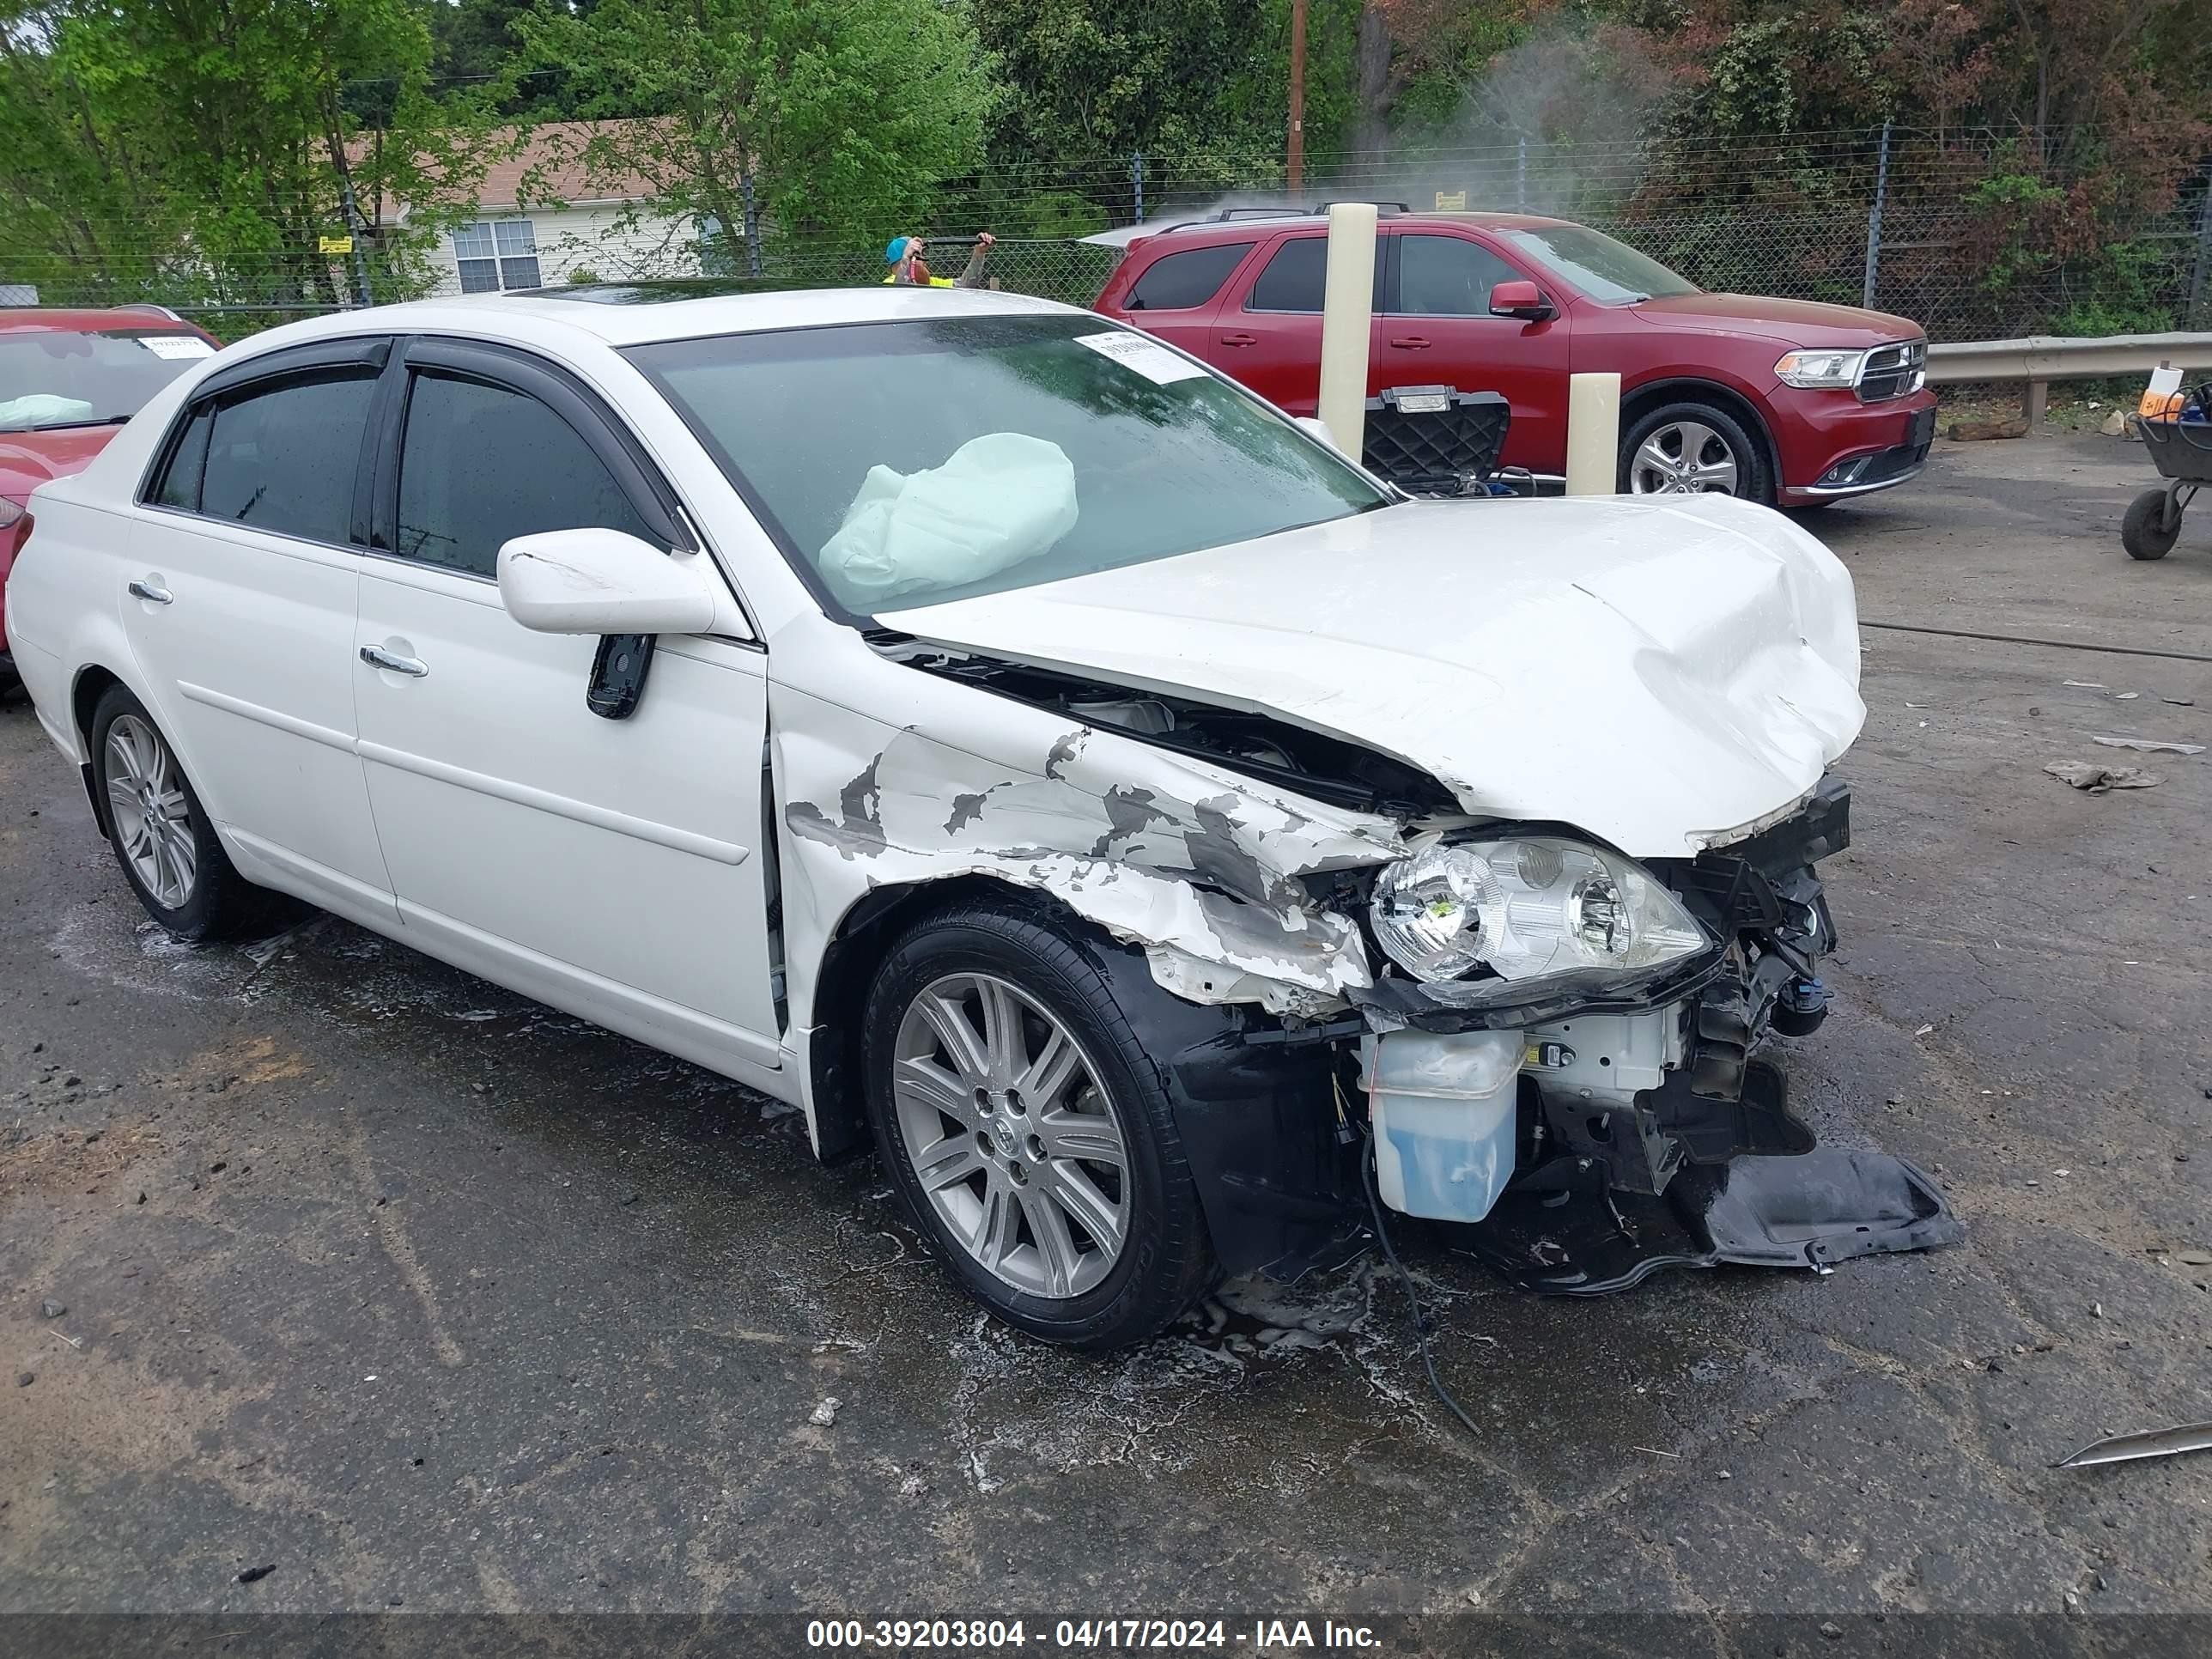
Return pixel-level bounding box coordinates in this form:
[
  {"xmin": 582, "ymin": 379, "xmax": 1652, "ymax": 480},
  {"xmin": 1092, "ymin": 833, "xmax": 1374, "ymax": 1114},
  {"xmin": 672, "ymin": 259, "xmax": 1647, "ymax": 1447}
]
[
  {"xmin": 1630, "ymin": 293, "xmax": 1922, "ymax": 347},
  {"xmin": 0, "ymin": 424, "xmax": 123, "ymax": 501}
]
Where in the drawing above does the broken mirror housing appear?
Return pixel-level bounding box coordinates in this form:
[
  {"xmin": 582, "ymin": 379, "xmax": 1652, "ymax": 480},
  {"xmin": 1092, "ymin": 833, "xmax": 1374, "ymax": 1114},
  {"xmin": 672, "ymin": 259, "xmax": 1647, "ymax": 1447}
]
[{"xmin": 1370, "ymin": 835, "xmax": 1708, "ymax": 985}]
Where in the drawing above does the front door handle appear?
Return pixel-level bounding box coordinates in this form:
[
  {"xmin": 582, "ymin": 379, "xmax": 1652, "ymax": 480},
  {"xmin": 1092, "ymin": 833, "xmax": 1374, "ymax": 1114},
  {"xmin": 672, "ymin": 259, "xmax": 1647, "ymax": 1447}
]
[
  {"xmin": 128, "ymin": 578, "xmax": 173, "ymax": 605},
  {"xmin": 359, "ymin": 644, "xmax": 428, "ymax": 678},
  {"xmin": 1389, "ymin": 335, "xmax": 1432, "ymax": 349},
  {"xmin": 1218, "ymin": 331, "xmax": 1258, "ymax": 346}
]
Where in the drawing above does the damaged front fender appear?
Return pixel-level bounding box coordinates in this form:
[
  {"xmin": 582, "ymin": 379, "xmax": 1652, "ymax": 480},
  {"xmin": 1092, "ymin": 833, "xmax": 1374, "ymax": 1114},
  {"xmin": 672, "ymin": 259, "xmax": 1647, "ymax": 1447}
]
[{"xmin": 772, "ymin": 679, "xmax": 1407, "ymax": 1034}]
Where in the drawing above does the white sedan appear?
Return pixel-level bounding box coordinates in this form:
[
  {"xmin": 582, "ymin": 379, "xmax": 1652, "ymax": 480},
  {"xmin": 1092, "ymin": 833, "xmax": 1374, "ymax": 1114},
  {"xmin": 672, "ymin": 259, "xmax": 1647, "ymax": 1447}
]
[{"xmin": 3, "ymin": 284, "xmax": 1956, "ymax": 1347}]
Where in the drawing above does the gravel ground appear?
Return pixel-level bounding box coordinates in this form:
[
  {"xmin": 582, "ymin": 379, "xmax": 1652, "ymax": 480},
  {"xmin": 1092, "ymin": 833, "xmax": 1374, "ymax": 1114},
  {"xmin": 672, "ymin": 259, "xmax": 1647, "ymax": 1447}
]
[{"xmin": 2, "ymin": 429, "xmax": 2208, "ymax": 1627}]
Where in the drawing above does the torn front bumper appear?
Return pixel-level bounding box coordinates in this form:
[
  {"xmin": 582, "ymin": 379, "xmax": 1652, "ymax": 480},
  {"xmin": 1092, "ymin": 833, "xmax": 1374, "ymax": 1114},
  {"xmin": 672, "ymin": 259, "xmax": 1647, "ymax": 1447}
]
[{"xmin": 1345, "ymin": 779, "xmax": 1966, "ymax": 1286}]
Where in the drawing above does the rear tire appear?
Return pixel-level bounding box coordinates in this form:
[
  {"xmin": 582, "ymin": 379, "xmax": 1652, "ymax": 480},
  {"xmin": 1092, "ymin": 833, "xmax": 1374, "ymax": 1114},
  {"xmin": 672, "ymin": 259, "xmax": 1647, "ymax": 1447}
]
[
  {"xmin": 90, "ymin": 684, "xmax": 263, "ymax": 940},
  {"xmin": 862, "ymin": 897, "xmax": 1216, "ymax": 1348},
  {"xmin": 1620, "ymin": 400, "xmax": 1774, "ymax": 505},
  {"xmin": 2122, "ymin": 489, "xmax": 2179, "ymax": 561}
]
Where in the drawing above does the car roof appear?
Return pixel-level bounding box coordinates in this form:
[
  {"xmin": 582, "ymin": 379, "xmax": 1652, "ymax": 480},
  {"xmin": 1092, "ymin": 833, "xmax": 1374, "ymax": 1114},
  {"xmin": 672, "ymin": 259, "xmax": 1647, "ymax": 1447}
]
[
  {"xmin": 0, "ymin": 305, "xmax": 201, "ymax": 333},
  {"xmin": 244, "ymin": 283, "xmax": 1084, "ymax": 354},
  {"xmin": 1132, "ymin": 209, "xmax": 1576, "ymax": 245}
]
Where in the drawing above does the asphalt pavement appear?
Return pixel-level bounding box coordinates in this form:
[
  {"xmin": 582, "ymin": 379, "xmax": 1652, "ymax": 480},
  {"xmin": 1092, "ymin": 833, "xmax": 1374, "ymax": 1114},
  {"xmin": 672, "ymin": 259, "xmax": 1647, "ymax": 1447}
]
[{"xmin": 3, "ymin": 430, "xmax": 2209, "ymax": 1622}]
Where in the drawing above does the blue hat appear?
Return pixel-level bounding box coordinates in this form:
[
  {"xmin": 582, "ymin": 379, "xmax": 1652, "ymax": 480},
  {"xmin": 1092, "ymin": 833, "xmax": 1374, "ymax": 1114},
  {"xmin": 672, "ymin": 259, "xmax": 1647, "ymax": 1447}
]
[{"xmin": 885, "ymin": 236, "xmax": 911, "ymax": 264}]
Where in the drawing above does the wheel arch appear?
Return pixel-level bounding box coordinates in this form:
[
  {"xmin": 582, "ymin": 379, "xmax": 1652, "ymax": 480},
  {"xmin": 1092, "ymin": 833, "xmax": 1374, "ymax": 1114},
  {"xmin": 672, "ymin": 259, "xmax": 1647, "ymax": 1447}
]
[
  {"xmin": 1619, "ymin": 376, "xmax": 1782, "ymax": 498},
  {"xmin": 804, "ymin": 873, "xmax": 1055, "ymax": 1161},
  {"xmin": 70, "ymin": 662, "xmax": 131, "ymax": 840},
  {"xmin": 800, "ymin": 870, "xmax": 1362, "ymax": 1283}
]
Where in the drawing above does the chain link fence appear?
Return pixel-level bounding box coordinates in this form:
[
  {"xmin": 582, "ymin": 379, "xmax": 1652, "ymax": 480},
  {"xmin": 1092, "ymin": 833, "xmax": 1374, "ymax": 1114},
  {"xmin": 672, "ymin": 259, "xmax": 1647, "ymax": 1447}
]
[{"xmin": 9, "ymin": 127, "xmax": 2208, "ymax": 343}]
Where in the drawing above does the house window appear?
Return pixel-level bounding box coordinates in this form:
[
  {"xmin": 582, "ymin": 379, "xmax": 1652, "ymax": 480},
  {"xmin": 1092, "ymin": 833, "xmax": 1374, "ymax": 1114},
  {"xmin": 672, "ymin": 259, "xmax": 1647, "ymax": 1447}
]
[{"xmin": 453, "ymin": 220, "xmax": 542, "ymax": 293}]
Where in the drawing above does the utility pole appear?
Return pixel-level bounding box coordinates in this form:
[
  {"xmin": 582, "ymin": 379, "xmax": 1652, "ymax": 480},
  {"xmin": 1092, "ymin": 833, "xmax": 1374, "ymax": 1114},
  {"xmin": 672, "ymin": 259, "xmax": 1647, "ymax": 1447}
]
[
  {"xmin": 337, "ymin": 174, "xmax": 375, "ymax": 310},
  {"xmin": 1287, "ymin": 0, "xmax": 1308, "ymax": 198},
  {"xmin": 1862, "ymin": 118, "xmax": 1891, "ymax": 311}
]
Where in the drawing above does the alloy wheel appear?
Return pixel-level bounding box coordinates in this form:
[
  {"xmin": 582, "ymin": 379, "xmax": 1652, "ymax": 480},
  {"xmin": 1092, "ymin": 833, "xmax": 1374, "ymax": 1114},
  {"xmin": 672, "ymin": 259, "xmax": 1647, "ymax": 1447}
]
[
  {"xmin": 891, "ymin": 971, "xmax": 1130, "ymax": 1299},
  {"xmin": 105, "ymin": 714, "xmax": 197, "ymax": 910},
  {"xmin": 1629, "ymin": 419, "xmax": 1741, "ymax": 495}
]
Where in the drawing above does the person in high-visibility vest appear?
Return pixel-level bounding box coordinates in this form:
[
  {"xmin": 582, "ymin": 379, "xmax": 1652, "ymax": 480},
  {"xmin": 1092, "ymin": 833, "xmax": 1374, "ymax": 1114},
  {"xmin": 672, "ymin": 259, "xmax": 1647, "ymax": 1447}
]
[{"xmin": 884, "ymin": 232, "xmax": 994, "ymax": 288}]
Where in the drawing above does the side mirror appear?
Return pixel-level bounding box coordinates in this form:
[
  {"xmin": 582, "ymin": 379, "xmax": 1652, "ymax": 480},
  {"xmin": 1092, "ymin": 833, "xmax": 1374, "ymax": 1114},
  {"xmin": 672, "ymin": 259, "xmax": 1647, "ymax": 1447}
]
[
  {"xmin": 496, "ymin": 528, "xmax": 716, "ymax": 636},
  {"xmin": 1489, "ymin": 280, "xmax": 1553, "ymax": 321}
]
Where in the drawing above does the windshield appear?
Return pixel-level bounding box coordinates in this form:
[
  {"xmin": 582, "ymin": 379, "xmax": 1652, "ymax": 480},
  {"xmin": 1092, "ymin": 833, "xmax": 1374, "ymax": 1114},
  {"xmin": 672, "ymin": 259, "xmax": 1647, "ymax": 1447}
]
[
  {"xmin": 0, "ymin": 328, "xmax": 214, "ymax": 432},
  {"xmin": 1502, "ymin": 226, "xmax": 1698, "ymax": 306},
  {"xmin": 625, "ymin": 314, "xmax": 1389, "ymax": 617}
]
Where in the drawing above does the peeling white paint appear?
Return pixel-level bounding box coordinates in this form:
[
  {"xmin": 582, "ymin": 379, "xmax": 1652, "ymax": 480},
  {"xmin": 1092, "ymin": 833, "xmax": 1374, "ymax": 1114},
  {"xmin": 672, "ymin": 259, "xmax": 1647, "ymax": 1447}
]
[{"xmin": 774, "ymin": 680, "xmax": 1402, "ymax": 1042}]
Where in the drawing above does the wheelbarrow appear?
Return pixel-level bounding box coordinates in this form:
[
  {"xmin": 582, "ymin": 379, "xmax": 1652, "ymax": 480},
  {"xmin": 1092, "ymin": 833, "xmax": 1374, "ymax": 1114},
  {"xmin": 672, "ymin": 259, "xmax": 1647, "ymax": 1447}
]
[{"xmin": 2124, "ymin": 385, "xmax": 2212, "ymax": 561}]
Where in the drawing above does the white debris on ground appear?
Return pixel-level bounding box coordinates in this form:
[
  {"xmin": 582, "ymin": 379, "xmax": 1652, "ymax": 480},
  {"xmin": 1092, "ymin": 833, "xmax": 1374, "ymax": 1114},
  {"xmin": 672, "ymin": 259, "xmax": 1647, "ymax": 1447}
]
[{"xmin": 942, "ymin": 1255, "xmax": 1496, "ymax": 1496}]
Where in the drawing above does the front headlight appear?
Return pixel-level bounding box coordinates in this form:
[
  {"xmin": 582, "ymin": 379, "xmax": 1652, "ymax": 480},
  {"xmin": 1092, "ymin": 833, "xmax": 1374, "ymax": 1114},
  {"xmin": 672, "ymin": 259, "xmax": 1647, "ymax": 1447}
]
[
  {"xmin": 1774, "ymin": 348, "xmax": 1868, "ymax": 389},
  {"xmin": 1370, "ymin": 836, "xmax": 1708, "ymax": 985}
]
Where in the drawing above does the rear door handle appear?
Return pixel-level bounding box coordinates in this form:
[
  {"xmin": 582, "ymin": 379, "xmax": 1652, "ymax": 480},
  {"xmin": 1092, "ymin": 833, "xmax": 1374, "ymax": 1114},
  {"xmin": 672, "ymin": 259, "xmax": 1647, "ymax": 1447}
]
[
  {"xmin": 128, "ymin": 578, "xmax": 173, "ymax": 605},
  {"xmin": 359, "ymin": 644, "xmax": 428, "ymax": 678},
  {"xmin": 1218, "ymin": 331, "xmax": 1258, "ymax": 346},
  {"xmin": 1389, "ymin": 335, "xmax": 1432, "ymax": 349}
]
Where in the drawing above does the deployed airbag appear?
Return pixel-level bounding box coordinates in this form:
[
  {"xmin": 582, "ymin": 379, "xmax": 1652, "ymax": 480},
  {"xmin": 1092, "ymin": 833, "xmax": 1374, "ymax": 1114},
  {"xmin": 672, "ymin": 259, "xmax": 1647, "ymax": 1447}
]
[
  {"xmin": 0, "ymin": 393, "xmax": 95, "ymax": 428},
  {"xmin": 818, "ymin": 432, "xmax": 1078, "ymax": 605}
]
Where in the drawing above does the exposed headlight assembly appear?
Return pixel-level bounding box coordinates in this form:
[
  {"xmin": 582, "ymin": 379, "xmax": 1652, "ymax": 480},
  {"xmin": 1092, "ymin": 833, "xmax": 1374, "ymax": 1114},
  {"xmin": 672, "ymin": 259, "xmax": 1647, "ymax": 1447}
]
[
  {"xmin": 1773, "ymin": 348, "xmax": 1868, "ymax": 389},
  {"xmin": 1370, "ymin": 836, "xmax": 1708, "ymax": 985}
]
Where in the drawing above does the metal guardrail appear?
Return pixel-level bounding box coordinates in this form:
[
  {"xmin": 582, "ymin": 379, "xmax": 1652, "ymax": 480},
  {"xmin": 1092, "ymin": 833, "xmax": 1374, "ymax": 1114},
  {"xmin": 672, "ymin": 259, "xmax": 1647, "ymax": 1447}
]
[
  {"xmin": 1926, "ymin": 331, "xmax": 2212, "ymax": 385},
  {"xmin": 1925, "ymin": 331, "xmax": 2212, "ymax": 424}
]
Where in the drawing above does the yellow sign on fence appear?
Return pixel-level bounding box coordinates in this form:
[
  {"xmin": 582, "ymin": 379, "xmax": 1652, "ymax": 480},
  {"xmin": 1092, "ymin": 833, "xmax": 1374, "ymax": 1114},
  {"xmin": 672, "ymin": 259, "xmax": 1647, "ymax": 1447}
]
[
  {"xmin": 1433, "ymin": 191, "xmax": 1468, "ymax": 211},
  {"xmin": 319, "ymin": 235, "xmax": 354, "ymax": 256}
]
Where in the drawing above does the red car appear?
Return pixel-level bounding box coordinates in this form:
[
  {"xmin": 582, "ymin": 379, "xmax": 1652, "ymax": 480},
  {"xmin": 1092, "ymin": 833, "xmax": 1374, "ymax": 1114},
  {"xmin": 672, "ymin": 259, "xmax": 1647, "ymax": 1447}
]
[
  {"xmin": 1, "ymin": 307, "xmax": 221, "ymax": 689},
  {"xmin": 1094, "ymin": 209, "xmax": 1936, "ymax": 507}
]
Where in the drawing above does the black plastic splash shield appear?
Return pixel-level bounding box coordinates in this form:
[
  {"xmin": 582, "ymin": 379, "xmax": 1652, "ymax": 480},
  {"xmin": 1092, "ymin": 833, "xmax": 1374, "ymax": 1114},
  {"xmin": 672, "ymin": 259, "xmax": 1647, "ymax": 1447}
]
[{"xmin": 1458, "ymin": 1149, "xmax": 1965, "ymax": 1295}]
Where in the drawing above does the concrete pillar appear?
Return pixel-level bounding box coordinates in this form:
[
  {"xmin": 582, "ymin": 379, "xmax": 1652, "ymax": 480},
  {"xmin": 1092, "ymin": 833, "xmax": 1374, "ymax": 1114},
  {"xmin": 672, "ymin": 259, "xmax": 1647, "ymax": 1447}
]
[
  {"xmin": 1317, "ymin": 202, "xmax": 1379, "ymax": 459},
  {"xmin": 1566, "ymin": 372, "xmax": 1622, "ymax": 495}
]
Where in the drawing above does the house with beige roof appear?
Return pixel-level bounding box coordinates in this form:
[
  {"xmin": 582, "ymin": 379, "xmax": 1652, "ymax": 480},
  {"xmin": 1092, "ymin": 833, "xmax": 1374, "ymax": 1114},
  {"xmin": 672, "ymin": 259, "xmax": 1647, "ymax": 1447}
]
[{"xmin": 367, "ymin": 122, "xmax": 709, "ymax": 295}]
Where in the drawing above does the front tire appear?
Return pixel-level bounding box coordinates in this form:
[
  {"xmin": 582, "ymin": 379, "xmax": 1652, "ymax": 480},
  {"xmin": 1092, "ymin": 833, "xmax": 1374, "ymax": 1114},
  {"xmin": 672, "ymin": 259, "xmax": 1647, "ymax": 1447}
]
[
  {"xmin": 1620, "ymin": 401, "xmax": 1773, "ymax": 504},
  {"xmin": 862, "ymin": 899, "xmax": 1216, "ymax": 1348},
  {"xmin": 91, "ymin": 684, "xmax": 261, "ymax": 940},
  {"xmin": 2122, "ymin": 489, "xmax": 2179, "ymax": 561}
]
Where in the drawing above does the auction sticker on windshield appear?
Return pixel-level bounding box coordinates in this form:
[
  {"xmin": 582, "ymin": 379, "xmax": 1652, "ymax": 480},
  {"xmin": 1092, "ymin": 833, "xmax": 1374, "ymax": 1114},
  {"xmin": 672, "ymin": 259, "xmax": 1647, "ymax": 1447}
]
[
  {"xmin": 1073, "ymin": 331, "xmax": 1208, "ymax": 386},
  {"xmin": 133, "ymin": 335, "xmax": 216, "ymax": 360}
]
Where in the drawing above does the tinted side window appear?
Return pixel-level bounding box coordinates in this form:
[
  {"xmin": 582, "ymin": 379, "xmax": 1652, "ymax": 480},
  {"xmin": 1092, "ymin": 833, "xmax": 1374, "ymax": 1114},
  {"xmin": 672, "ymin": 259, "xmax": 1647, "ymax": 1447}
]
[
  {"xmin": 150, "ymin": 405, "xmax": 214, "ymax": 511},
  {"xmin": 1245, "ymin": 235, "xmax": 1385, "ymax": 313},
  {"xmin": 1127, "ymin": 242, "xmax": 1253, "ymax": 311},
  {"xmin": 200, "ymin": 372, "xmax": 378, "ymax": 543},
  {"xmin": 394, "ymin": 372, "xmax": 657, "ymax": 579},
  {"xmin": 1395, "ymin": 234, "xmax": 1524, "ymax": 316}
]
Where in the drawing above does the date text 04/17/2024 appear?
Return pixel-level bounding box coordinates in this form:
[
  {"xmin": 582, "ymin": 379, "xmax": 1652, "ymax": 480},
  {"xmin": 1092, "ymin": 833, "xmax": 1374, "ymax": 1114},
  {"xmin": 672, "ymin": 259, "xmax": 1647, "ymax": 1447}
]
[{"xmin": 805, "ymin": 1619, "xmax": 1384, "ymax": 1650}]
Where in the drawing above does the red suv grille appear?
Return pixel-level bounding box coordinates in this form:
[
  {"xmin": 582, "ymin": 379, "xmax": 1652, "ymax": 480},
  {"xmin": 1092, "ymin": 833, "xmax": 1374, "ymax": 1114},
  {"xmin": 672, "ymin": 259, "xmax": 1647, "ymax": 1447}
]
[{"xmin": 1857, "ymin": 340, "xmax": 1926, "ymax": 403}]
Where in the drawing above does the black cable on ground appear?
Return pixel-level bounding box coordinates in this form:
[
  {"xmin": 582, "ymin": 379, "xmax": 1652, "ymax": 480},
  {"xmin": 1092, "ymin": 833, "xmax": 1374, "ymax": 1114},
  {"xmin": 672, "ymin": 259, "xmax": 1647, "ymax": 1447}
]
[
  {"xmin": 1360, "ymin": 1129, "xmax": 1486, "ymax": 1438},
  {"xmin": 1859, "ymin": 619, "xmax": 2212, "ymax": 664}
]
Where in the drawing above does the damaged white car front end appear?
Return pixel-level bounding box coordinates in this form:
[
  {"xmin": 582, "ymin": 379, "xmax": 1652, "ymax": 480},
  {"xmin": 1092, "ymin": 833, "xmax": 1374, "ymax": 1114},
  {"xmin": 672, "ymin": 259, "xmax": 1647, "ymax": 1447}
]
[
  {"xmin": 19, "ymin": 287, "xmax": 1959, "ymax": 1354},
  {"xmin": 769, "ymin": 487, "xmax": 1956, "ymax": 1316},
  {"xmin": 626, "ymin": 298, "xmax": 1964, "ymax": 1338}
]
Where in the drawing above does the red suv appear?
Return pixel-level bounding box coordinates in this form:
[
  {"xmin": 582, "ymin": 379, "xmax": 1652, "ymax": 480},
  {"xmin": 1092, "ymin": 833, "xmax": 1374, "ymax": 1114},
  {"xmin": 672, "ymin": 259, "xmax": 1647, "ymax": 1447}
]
[
  {"xmin": 1, "ymin": 307, "xmax": 220, "ymax": 689},
  {"xmin": 1095, "ymin": 210, "xmax": 1936, "ymax": 507}
]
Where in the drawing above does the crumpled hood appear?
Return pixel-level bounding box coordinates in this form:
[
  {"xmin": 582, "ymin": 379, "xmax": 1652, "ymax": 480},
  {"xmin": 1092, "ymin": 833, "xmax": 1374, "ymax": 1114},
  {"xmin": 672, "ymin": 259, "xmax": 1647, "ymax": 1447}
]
[{"xmin": 880, "ymin": 494, "xmax": 1864, "ymax": 859}]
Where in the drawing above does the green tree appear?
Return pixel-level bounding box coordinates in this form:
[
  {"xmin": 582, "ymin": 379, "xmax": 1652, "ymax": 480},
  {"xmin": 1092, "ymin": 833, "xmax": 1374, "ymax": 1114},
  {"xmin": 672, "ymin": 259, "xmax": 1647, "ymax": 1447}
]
[
  {"xmin": 974, "ymin": 0, "xmax": 1279, "ymax": 194},
  {"xmin": 510, "ymin": 0, "xmax": 999, "ymax": 272},
  {"xmin": 421, "ymin": 0, "xmax": 599, "ymax": 116},
  {"xmin": 0, "ymin": 0, "xmax": 489, "ymax": 311}
]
